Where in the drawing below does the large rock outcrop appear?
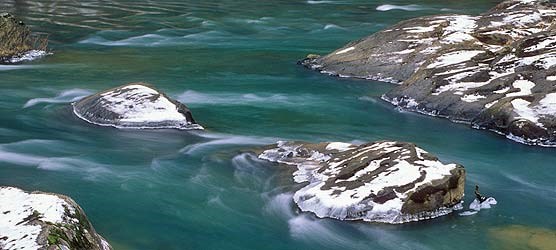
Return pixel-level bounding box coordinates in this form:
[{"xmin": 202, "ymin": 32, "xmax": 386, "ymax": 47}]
[
  {"xmin": 0, "ymin": 13, "xmax": 48, "ymax": 64},
  {"xmin": 258, "ymin": 141, "xmax": 465, "ymax": 224},
  {"xmin": 0, "ymin": 186, "xmax": 112, "ymax": 250},
  {"xmin": 300, "ymin": 0, "xmax": 556, "ymax": 146},
  {"xmin": 73, "ymin": 83, "xmax": 203, "ymax": 130}
]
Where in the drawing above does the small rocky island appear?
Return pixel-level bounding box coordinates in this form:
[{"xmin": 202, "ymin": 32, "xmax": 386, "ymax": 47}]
[
  {"xmin": 73, "ymin": 83, "xmax": 203, "ymax": 130},
  {"xmin": 258, "ymin": 141, "xmax": 465, "ymax": 224},
  {"xmin": 0, "ymin": 13, "xmax": 48, "ymax": 64},
  {"xmin": 301, "ymin": 0, "xmax": 556, "ymax": 146},
  {"xmin": 0, "ymin": 186, "xmax": 112, "ymax": 250}
]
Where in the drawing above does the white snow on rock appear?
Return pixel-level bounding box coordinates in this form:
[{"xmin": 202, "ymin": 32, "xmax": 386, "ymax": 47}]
[
  {"xmin": 506, "ymin": 79, "xmax": 536, "ymax": 97},
  {"xmin": 440, "ymin": 15, "xmax": 478, "ymax": 44},
  {"xmin": 325, "ymin": 142, "xmax": 354, "ymax": 152},
  {"xmin": 427, "ymin": 50, "xmax": 484, "ymax": 69},
  {"xmin": 0, "ymin": 187, "xmax": 73, "ymax": 250},
  {"xmin": 335, "ymin": 46, "xmax": 355, "ymax": 55},
  {"xmin": 404, "ymin": 26, "xmax": 437, "ymax": 33},
  {"xmin": 546, "ymin": 75, "xmax": 556, "ymax": 81},
  {"xmin": 259, "ymin": 141, "xmax": 464, "ymax": 224},
  {"xmin": 510, "ymin": 93, "xmax": 556, "ymax": 127},
  {"xmin": 73, "ymin": 83, "xmax": 203, "ymax": 130},
  {"xmin": 524, "ymin": 36, "xmax": 556, "ymax": 53},
  {"xmin": 511, "ymin": 98, "xmax": 541, "ymax": 125},
  {"xmin": 461, "ymin": 93, "xmax": 486, "ymax": 102},
  {"xmin": 100, "ymin": 84, "xmax": 184, "ymax": 123}
]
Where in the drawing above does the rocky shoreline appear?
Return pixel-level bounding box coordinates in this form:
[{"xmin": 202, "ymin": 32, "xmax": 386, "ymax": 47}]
[
  {"xmin": 300, "ymin": 0, "xmax": 556, "ymax": 147},
  {"xmin": 0, "ymin": 186, "xmax": 112, "ymax": 250},
  {"xmin": 258, "ymin": 141, "xmax": 465, "ymax": 224}
]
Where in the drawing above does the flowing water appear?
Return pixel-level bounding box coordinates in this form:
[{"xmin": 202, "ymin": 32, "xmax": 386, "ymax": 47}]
[{"xmin": 1, "ymin": 0, "xmax": 555, "ymax": 249}]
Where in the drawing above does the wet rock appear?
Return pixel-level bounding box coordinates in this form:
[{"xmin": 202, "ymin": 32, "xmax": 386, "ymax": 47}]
[
  {"xmin": 0, "ymin": 13, "xmax": 48, "ymax": 64},
  {"xmin": 300, "ymin": 0, "xmax": 556, "ymax": 146},
  {"xmin": 0, "ymin": 186, "xmax": 112, "ymax": 250},
  {"xmin": 258, "ymin": 141, "xmax": 465, "ymax": 224},
  {"xmin": 73, "ymin": 83, "xmax": 203, "ymax": 130}
]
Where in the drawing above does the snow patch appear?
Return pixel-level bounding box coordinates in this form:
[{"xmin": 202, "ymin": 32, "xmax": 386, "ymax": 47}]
[
  {"xmin": 0, "ymin": 187, "xmax": 74, "ymax": 250},
  {"xmin": 506, "ymin": 79, "xmax": 535, "ymax": 97},
  {"xmin": 427, "ymin": 50, "xmax": 484, "ymax": 68},
  {"xmin": 335, "ymin": 47, "xmax": 355, "ymax": 55}
]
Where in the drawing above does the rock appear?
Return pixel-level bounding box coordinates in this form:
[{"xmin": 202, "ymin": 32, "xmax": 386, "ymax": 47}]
[
  {"xmin": 0, "ymin": 13, "xmax": 48, "ymax": 64},
  {"xmin": 258, "ymin": 140, "xmax": 465, "ymax": 224},
  {"xmin": 300, "ymin": 0, "xmax": 556, "ymax": 146},
  {"xmin": 0, "ymin": 186, "xmax": 112, "ymax": 250},
  {"xmin": 73, "ymin": 83, "xmax": 203, "ymax": 130},
  {"xmin": 489, "ymin": 225, "xmax": 556, "ymax": 250}
]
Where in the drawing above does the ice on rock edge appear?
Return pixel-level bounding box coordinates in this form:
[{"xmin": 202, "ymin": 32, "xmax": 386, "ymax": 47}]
[
  {"xmin": 258, "ymin": 141, "xmax": 465, "ymax": 224},
  {"xmin": 4, "ymin": 50, "xmax": 48, "ymax": 64}
]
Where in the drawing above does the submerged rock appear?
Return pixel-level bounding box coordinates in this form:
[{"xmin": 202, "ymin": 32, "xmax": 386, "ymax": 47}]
[
  {"xmin": 0, "ymin": 186, "xmax": 112, "ymax": 250},
  {"xmin": 258, "ymin": 141, "xmax": 465, "ymax": 224},
  {"xmin": 0, "ymin": 13, "xmax": 48, "ymax": 63},
  {"xmin": 300, "ymin": 0, "xmax": 556, "ymax": 146},
  {"xmin": 489, "ymin": 225, "xmax": 556, "ymax": 250},
  {"xmin": 73, "ymin": 83, "xmax": 203, "ymax": 130}
]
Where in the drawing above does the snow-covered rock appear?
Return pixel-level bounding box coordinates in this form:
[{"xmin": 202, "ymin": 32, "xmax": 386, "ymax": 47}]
[
  {"xmin": 73, "ymin": 83, "xmax": 203, "ymax": 130},
  {"xmin": 258, "ymin": 141, "xmax": 465, "ymax": 224},
  {"xmin": 300, "ymin": 0, "xmax": 556, "ymax": 146},
  {"xmin": 0, "ymin": 186, "xmax": 112, "ymax": 250}
]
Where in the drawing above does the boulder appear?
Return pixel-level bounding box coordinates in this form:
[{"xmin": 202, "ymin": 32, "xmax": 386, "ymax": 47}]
[
  {"xmin": 300, "ymin": 0, "xmax": 556, "ymax": 146},
  {"xmin": 0, "ymin": 186, "xmax": 112, "ymax": 250},
  {"xmin": 73, "ymin": 83, "xmax": 203, "ymax": 130},
  {"xmin": 258, "ymin": 141, "xmax": 465, "ymax": 224},
  {"xmin": 0, "ymin": 13, "xmax": 48, "ymax": 64}
]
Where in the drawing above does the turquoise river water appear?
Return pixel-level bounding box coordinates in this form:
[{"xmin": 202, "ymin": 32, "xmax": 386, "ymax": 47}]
[{"xmin": 1, "ymin": 0, "xmax": 555, "ymax": 249}]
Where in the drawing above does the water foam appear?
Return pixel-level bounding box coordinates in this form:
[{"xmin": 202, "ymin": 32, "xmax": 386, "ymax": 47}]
[
  {"xmin": 177, "ymin": 90, "xmax": 299, "ymax": 106},
  {"xmin": 181, "ymin": 132, "xmax": 275, "ymax": 155},
  {"xmin": 376, "ymin": 4, "xmax": 424, "ymax": 11},
  {"xmin": 24, "ymin": 89, "xmax": 92, "ymax": 108}
]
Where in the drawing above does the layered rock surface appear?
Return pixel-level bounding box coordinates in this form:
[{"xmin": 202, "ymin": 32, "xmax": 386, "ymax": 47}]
[
  {"xmin": 73, "ymin": 83, "xmax": 203, "ymax": 130},
  {"xmin": 0, "ymin": 13, "xmax": 48, "ymax": 63},
  {"xmin": 300, "ymin": 0, "xmax": 556, "ymax": 146},
  {"xmin": 0, "ymin": 186, "xmax": 112, "ymax": 250},
  {"xmin": 258, "ymin": 141, "xmax": 465, "ymax": 224}
]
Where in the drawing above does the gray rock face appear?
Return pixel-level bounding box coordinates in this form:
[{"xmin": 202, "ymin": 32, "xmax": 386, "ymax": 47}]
[
  {"xmin": 73, "ymin": 83, "xmax": 203, "ymax": 130},
  {"xmin": 0, "ymin": 13, "xmax": 48, "ymax": 64},
  {"xmin": 259, "ymin": 141, "xmax": 465, "ymax": 224},
  {"xmin": 0, "ymin": 186, "xmax": 112, "ymax": 250},
  {"xmin": 300, "ymin": 0, "xmax": 556, "ymax": 146}
]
